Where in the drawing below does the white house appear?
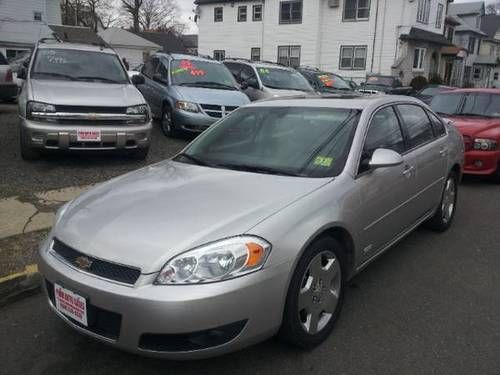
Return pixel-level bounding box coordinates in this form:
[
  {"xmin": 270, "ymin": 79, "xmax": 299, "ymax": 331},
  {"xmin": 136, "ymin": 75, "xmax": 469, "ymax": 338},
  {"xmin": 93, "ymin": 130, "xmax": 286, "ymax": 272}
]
[
  {"xmin": 98, "ymin": 28, "xmax": 161, "ymax": 68},
  {"xmin": 196, "ymin": 0, "xmax": 452, "ymax": 84},
  {"xmin": 0, "ymin": 0, "xmax": 61, "ymax": 59}
]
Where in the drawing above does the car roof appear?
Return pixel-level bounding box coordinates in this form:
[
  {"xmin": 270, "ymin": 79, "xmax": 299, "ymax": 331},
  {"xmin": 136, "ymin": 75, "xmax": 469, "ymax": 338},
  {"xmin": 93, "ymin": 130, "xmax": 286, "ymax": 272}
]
[
  {"xmin": 155, "ymin": 53, "xmax": 220, "ymax": 63},
  {"xmin": 248, "ymin": 95, "xmax": 425, "ymax": 110},
  {"xmin": 37, "ymin": 42, "xmax": 116, "ymax": 54}
]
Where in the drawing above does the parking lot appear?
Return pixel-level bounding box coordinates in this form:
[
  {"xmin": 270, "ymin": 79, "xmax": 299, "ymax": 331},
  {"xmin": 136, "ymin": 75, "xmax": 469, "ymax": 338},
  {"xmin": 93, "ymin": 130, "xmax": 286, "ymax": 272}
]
[{"xmin": 1, "ymin": 103, "xmax": 500, "ymax": 374}]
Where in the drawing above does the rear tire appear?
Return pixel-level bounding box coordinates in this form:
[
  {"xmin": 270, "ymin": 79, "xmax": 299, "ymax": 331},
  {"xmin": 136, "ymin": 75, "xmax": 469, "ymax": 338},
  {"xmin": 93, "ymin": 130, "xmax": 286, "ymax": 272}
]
[
  {"xmin": 279, "ymin": 236, "xmax": 346, "ymax": 349},
  {"xmin": 20, "ymin": 127, "xmax": 41, "ymax": 160},
  {"xmin": 160, "ymin": 105, "xmax": 179, "ymax": 138},
  {"xmin": 425, "ymin": 171, "xmax": 458, "ymax": 232}
]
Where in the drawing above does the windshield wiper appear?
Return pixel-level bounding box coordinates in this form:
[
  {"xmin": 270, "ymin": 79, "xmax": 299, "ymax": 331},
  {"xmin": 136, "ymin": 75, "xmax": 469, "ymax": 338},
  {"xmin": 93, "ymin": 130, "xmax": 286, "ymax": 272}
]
[
  {"xmin": 174, "ymin": 153, "xmax": 215, "ymax": 167},
  {"xmin": 178, "ymin": 82, "xmax": 237, "ymax": 90},
  {"xmin": 216, "ymin": 163, "xmax": 303, "ymax": 177},
  {"xmin": 32, "ymin": 72, "xmax": 76, "ymax": 81},
  {"xmin": 76, "ymin": 76, "xmax": 120, "ymax": 83}
]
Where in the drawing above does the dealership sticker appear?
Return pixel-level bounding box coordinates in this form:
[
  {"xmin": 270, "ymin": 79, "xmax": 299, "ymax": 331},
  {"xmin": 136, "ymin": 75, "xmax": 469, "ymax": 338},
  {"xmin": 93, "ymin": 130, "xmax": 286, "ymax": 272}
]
[
  {"xmin": 314, "ymin": 156, "xmax": 333, "ymax": 167},
  {"xmin": 77, "ymin": 129, "xmax": 101, "ymax": 142},
  {"xmin": 54, "ymin": 283, "xmax": 88, "ymax": 326}
]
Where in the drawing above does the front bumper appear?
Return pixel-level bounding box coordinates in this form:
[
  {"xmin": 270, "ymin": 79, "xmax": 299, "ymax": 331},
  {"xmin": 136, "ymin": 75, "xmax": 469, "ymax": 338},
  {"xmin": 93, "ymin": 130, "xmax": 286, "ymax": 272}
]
[
  {"xmin": 38, "ymin": 239, "xmax": 291, "ymax": 359},
  {"xmin": 463, "ymin": 150, "xmax": 499, "ymax": 176},
  {"xmin": 172, "ymin": 109, "xmax": 218, "ymax": 133},
  {"xmin": 20, "ymin": 117, "xmax": 152, "ymax": 151}
]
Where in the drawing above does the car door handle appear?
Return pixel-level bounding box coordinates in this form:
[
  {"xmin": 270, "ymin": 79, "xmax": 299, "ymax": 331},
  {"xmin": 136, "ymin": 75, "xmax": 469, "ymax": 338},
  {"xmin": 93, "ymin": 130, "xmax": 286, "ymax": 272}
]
[
  {"xmin": 402, "ymin": 165, "xmax": 415, "ymax": 178},
  {"xmin": 439, "ymin": 148, "xmax": 448, "ymax": 157}
]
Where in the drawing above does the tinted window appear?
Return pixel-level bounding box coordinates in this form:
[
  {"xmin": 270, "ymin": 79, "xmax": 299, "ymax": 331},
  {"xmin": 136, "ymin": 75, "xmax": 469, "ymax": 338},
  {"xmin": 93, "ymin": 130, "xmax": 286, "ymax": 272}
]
[
  {"xmin": 181, "ymin": 107, "xmax": 360, "ymax": 178},
  {"xmin": 363, "ymin": 107, "xmax": 405, "ymax": 160},
  {"xmin": 31, "ymin": 49, "xmax": 129, "ymax": 83},
  {"xmin": 143, "ymin": 58, "xmax": 159, "ymax": 78},
  {"xmin": 224, "ymin": 62, "xmax": 243, "ymax": 81},
  {"xmin": 428, "ymin": 111, "xmax": 446, "ymax": 136},
  {"xmin": 157, "ymin": 62, "xmax": 169, "ymax": 80},
  {"xmin": 461, "ymin": 94, "xmax": 500, "ymax": 118},
  {"xmin": 430, "ymin": 93, "xmax": 463, "ymax": 115},
  {"xmin": 315, "ymin": 73, "xmax": 352, "ymax": 90},
  {"xmin": 397, "ymin": 105, "xmax": 434, "ymax": 149},
  {"xmin": 240, "ymin": 65, "xmax": 257, "ymax": 82}
]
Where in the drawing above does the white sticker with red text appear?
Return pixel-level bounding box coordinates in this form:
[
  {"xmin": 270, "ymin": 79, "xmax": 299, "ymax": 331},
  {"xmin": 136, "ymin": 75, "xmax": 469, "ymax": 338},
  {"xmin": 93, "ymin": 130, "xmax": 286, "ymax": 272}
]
[
  {"xmin": 54, "ymin": 283, "xmax": 88, "ymax": 326},
  {"xmin": 77, "ymin": 129, "xmax": 101, "ymax": 142}
]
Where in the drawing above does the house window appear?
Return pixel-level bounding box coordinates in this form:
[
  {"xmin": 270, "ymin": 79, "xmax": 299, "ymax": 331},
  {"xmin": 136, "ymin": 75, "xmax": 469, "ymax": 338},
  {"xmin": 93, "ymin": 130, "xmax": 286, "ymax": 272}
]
[
  {"xmin": 417, "ymin": 0, "xmax": 431, "ymax": 24},
  {"xmin": 413, "ymin": 47, "xmax": 426, "ymax": 71},
  {"xmin": 473, "ymin": 67, "xmax": 481, "ymax": 80},
  {"xmin": 339, "ymin": 45, "xmax": 367, "ymax": 70},
  {"xmin": 213, "ymin": 50, "xmax": 225, "ymax": 61},
  {"xmin": 34, "ymin": 11, "xmax": 42, "ymax": 21},
  {"xmin": 343, "ymin": 0, "xmax": 370, "ymax": 21},
  {"xmin": 253, "ymin": 5, "xmax": 263, "ymax": 21},
  {"xmin": 251, "ymin": 48, "xmax": 261, "ymax": 61},
  {"xmin": 446, "ymin": 26, "xmax": 455, "ymax": 43},
  {"xmin": 436, "ymin": 3, "xmax": 443, "ymax": 28},
  {"xmin": 238, "ymin": 6, "xmax": 247, "ymax": 22},
  {"xmin": 494, "ymin": 72, "xmax": 499, "ymax": 80},
  {"xmin": 277, "ymin": 46, "xmax": 301, "ymax": 67},
  {"xmin": 214, "ymin": 7, "xmax": 223, "ymax": 22},
  {"xmin": 279, "ymin": 1, "xmax": 303, "ymax": 24},
  {"xmin": 468, "ymin": 37, "xmax": 476, "ymax": 53}
]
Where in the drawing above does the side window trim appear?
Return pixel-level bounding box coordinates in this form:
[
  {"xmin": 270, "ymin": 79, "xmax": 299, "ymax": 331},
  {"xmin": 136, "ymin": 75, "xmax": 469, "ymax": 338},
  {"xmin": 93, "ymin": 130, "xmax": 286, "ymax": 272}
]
[
  {"xmin": 426, "ymin": 110, "xmax": 447, "ymax": 138},
  {"xmin": 393, "ymin": 103, "xmax": 437, "ymax": 153}
]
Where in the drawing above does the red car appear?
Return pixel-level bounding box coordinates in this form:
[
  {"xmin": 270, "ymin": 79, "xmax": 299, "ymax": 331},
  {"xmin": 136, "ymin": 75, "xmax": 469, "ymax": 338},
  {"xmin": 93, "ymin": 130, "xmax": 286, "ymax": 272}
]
[{"xmin": 430, "ymin": 89, "xmax": 500, "ymax": 181}]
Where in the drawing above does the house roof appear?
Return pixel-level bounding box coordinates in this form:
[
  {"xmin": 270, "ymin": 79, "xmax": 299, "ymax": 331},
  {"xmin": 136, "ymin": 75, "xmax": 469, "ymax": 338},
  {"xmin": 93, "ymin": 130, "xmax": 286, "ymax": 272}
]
[
  {"xmin": 480, "ymin": 15, "xmax": 500, "ymax": 39},
  {"xmin": 134, "ymin": 31, "xmax": 187, "ymax": 53},
  {"xmin": 454, "ymin": 16, "xmax": 487, "ymax": 35},
  {"xmin": 445, "ymin": 15, "xmax": 462, "ymax": 27},
  {"xmin": 49, "ymin": 25, "xmax": 106, "ymax": 45},
  {"xmin": 400, "ymin": 27, "xmax": 452, "ymax": 46},
  {"xmin": 448, "ymin": 2, "xmax": 485, "ymax": 16},
  {"xmin": 98, "ymin": 28, "xmax": 160, "ymax": 49},
  {"xmin": 182, "ymin": 34, "xmax": 198, "ymax": 49}
]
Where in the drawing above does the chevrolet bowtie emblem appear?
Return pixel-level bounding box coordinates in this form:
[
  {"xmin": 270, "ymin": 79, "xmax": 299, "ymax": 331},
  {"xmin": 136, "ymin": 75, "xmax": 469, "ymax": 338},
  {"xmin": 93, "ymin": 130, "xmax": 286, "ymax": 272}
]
[{"xmin": 75, "ymin": 256, "xmax": 93, "ymax": 270}]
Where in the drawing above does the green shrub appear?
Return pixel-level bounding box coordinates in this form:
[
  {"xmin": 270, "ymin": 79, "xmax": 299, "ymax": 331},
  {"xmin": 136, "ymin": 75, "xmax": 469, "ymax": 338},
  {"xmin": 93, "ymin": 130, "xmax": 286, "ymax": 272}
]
[{"xmin": 410, "ymin": 76, "xmax": 428, "ymax": 91}]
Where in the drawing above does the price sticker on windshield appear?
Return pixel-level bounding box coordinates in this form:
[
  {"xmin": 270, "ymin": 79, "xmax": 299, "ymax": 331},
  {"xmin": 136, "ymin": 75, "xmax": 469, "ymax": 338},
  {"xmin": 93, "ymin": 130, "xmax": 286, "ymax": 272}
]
[{"xmin": 314, "ymin": 156, "xmax": 333, "ymax": 167}]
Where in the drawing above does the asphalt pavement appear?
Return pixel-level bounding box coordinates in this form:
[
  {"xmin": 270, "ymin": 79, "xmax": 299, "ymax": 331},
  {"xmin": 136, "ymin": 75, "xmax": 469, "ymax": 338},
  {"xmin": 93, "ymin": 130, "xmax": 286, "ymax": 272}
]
[{"xmin": 1, "ymin": 178, "xmax": 500, "ymax": 375}]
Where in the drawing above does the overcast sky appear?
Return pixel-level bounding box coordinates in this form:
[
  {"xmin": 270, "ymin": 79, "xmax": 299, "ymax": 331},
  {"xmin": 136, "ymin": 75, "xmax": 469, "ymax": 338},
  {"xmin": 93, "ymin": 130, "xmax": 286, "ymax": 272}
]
[{"xmin": 178, "ymin": 0, "xmax": 497, "ymax": 34}]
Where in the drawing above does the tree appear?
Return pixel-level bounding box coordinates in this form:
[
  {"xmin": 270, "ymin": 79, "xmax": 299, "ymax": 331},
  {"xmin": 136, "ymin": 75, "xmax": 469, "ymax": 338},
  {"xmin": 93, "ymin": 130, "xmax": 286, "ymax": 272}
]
[
  {"xmin": 140, "ymin": 0, "xmax": 176, "ymax": 31},
  {"xmin": 121, "ymin": 0, "xmax": 143, "ymax": 32}
]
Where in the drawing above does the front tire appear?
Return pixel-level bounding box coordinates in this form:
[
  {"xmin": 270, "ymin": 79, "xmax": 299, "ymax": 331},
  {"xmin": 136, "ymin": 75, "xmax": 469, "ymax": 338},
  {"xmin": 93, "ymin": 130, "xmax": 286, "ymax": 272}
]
[
  {"xmin": 425, "ymin": 171, "xmax": 458, "ymax": 232},
  {"xmin": 160, "ymin": 105, "xmax": 179, "ymax": 138},
  {"xmin": 279, "ymin": 237, "xmax": 345, "ymax": 349}
]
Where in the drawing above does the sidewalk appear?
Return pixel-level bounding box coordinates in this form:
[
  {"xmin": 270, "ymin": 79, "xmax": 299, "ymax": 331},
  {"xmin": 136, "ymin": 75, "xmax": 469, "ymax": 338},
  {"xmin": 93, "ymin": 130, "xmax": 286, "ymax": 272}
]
[{"xmin": 0, "ymin": 184, "xmax": 93, "ymax": 304}]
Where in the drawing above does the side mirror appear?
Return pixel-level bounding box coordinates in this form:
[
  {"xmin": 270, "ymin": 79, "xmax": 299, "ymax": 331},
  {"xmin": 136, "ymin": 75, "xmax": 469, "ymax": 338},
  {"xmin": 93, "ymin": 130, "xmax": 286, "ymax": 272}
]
[
  {"xmin": 17, "ymin": 67, "xmax": 27, "ymax": 80},
  {"xmin": 131, "ymin": 74, "xmax": 145, "ymax": 85},
  {"xmin": 369, "ymin": 148, "xmax": 404, "ymax": 169}
]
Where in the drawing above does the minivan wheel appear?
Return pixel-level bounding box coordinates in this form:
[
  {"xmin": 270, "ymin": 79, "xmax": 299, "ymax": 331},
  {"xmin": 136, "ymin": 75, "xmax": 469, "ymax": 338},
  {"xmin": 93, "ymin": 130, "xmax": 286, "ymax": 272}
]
[
  {"xmin": 20, "ymin": 128, "xmax": 41, "ymax": 160},
  {"xmin": 160, "ymin": 106, "xmax": 178, "ymax": 138},
  {"xmin": 425, "ymin": 171, "xmax": 458, "ymax": 232},
  {"xmin": 279, "ymin": 237, "xmax": 345, "ymax": 349}
]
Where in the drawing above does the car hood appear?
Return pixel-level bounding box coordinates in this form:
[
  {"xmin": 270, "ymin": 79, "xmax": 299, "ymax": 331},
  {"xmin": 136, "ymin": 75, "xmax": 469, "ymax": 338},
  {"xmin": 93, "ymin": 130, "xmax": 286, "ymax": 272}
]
[
  {"xmin": 447, "ymin": 116, "xmax": 500, "ymax": 138},
  {"xmin": 172, "ymin": 85, "xmax": 250, "ymax": 106},
  {"xmin": 54, "ymin": 161, "xmax": 329, "ymax": 273},
  {"xmin": 30, "ymin": 79, "xmax": 145, "ymax": 107}
]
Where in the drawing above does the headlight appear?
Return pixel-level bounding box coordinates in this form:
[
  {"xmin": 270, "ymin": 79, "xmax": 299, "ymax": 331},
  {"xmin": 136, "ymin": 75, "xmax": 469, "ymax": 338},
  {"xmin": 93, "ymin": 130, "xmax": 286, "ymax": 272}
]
[
  {"xmin": 473, "ymin": 138, "xmax": 497, "ymax": 151},
  {"xmin": 126, "ymin": 104, "xmax": 150, "ymax": 123},
  {"xmin": 27, "ymin": 101, "xmax": 56, "ymax": 120},
  {"xmin": 175, "ymin": 100, "xmax": 199, "ymax": 113},
  {"xmin": 155, "ymin": 236, "xmax": 271, "ymax": 285}
]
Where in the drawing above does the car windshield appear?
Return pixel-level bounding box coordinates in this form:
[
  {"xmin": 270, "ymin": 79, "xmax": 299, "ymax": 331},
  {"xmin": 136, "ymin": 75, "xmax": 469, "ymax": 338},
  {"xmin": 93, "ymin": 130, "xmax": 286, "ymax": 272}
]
[
  {"xmin": 365, "ymin": 76, "xmax": 393, "ymax": 87},
  {"xmin": 316, "ymin": 73, "xmax": 352, "ymax": 90},
  {"xmin": 170, "ymin": 59, "xmax": 238, "ymax": 90},
  {"xmin": 177, "ymin": 106, "xmax": 360, "ymax": 178},
  {"xmin": 31, "ymin": 48, "xmax": 129, "ymax": 83},
  {"xmin": 0, "ymin": 52, "xmax": 7, "ymax": 65},
  {"xmin": 257, "ymin": 67, "xmax": 313, "ymax": 91},
  {"xmin": 431, "ymin": 93, "xmax": 500, "ymax": 118}
]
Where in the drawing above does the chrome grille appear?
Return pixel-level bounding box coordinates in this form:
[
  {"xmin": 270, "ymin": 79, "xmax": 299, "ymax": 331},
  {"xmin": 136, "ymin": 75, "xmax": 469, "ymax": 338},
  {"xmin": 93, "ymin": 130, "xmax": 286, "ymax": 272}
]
[{"xmin": 200, "ymin": 104, "xmax": 239, "ymax": 118}]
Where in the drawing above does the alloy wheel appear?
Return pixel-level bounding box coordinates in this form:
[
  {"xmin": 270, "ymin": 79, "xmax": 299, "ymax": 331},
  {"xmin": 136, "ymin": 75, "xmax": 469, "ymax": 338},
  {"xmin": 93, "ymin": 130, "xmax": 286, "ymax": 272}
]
[
  {"xmin": 298, "ymin": 251, "xmax": 342, "ymax": 335},
  {"xmin": 441, "ymin": 177, "xmax": 456, "ymax": 223}
]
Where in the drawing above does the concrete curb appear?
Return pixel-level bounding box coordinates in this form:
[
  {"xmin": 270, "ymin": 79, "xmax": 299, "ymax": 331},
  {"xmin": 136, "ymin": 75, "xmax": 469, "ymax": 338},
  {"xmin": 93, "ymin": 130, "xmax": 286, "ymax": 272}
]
[{"xmin": 0, "ymin": 264, "xmax": 42, "ymax": 306}]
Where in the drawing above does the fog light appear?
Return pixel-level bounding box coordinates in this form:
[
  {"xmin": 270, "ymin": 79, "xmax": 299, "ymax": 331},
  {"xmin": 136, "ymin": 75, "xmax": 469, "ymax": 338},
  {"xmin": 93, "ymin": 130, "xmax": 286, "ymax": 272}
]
[{"xmin": 474, "ymin": 160, "xmax": 483, "ymax": 168}]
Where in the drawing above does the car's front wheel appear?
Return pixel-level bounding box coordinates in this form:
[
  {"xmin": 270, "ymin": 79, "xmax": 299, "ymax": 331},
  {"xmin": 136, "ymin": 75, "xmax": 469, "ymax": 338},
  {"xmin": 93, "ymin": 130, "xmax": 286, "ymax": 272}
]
[
  {"xmin": 160, "ymin": 105, "xmax": 179, "ymax": 138},
  {"xmin": 425, "ymin": 171, "xmax": 458, "ymax": 232},
  {"xmin": 279, "ymin": 236, "xmax": 345, "ymax": 349}
]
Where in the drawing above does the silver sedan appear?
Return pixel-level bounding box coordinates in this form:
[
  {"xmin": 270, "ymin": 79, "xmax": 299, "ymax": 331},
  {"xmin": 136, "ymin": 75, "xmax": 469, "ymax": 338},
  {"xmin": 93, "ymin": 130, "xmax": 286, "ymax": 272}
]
[{"xmin": 39, "ymin": 95, "xmax": 464, "ymax": 359}]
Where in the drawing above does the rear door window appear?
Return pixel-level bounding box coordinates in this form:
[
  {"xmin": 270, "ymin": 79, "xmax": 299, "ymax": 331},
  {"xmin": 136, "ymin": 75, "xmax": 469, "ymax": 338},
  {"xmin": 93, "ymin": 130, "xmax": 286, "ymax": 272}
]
[
  {"xmin": 397, "ymin": 104, "xmax": 435, "ymax": 149},
  {"xmin": 224, "ymin": 62, "xmax": 243, "ymax": 82}
]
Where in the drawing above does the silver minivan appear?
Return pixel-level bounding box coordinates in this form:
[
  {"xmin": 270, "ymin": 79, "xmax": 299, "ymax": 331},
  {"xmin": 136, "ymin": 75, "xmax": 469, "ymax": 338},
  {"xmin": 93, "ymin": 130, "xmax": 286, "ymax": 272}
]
[{"xmin": 18, "ymin": 40, "xmax": 152, "ymax": 160}]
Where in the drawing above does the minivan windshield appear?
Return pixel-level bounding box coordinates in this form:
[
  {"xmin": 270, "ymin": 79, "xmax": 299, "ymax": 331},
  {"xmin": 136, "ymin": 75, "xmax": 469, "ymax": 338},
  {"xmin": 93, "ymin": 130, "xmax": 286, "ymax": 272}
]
[
  {"xmin": 170, "ymin": 59, "xmax": 238, "ymax": 90},
  {"xmin": 177, "ymin": 107, "xmax": 360, "ymax": 178},
  {"xmin": 257, "ymin": 67, "xmax": 313, "ymax": 92},
  {"xmin": 31, "ymin": 48, "xmax": 129, "ymax": 83},
  {"xmin": 431, "ymin": 93, "xmax": 500, "ymax": 118}
]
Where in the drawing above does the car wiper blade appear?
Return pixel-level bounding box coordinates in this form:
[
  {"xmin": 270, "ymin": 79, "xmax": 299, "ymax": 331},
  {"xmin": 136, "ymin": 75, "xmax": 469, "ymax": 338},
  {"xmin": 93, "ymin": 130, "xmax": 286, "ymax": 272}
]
[
  {"xmin": 180, "ymin": 81, "xmax": 237, "ymax": 90},
  {"xmin": 76, "ymin": 76, "xmax": 120, "ymax": 83},
  {"xmin": 32, "ymin": 72, "xmax": 76, "ymax": 80},
  {"xmin": 175, "ymin": 153, "xmax": 214, "ymax": 167},
  {"xmin": 217, "ymin": 163, "xmax": 303, "ymax": 177}
]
